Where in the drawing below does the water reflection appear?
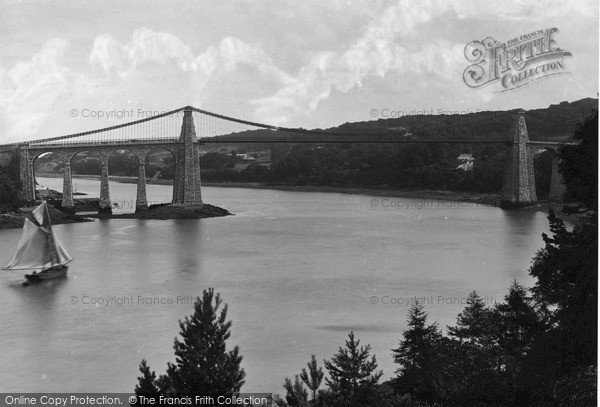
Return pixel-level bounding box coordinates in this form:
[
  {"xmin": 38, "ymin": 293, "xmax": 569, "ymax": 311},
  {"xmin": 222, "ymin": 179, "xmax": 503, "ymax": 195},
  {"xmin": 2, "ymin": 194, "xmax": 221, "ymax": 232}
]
[
  {"xmin": 172, "ymin": 220, "xmax": 204, "ymax": 274},
  {"xmin": 16, "ymin": 277, "xmax": 69, "ymax": 315}
]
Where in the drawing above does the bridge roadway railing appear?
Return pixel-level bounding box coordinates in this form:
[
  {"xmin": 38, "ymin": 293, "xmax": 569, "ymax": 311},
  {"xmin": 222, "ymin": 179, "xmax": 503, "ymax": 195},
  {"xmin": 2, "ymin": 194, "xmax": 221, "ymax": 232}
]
[
  {"xmin": 19, "ymin": 138, "xmax": 180, "ymax": 151},
  {"xmin": 197, "ymin": 135, "xmax": 511, "ymax": 144}
]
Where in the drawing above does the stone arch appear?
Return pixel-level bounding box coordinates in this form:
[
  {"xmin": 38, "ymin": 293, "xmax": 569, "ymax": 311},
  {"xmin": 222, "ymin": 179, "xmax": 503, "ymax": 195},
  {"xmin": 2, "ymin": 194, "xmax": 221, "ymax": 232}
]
[
  {"xmin": 59, "ymin": 149, "xmax": 107, "ymax": 213},
  {"xmin": 96, "ymin": 148, "xmax": 149, "ymax": 213},
  {"xmin": 29, "ymin": 150, "xmax": 67, "ymax": 200},
  {"xmin": 67, "ymin": 149, "xmax": 102, "ymax": 175},
  {"xmin": 145, "ymin": 146, "xmax": 176, "ymax": 179},
  {"xmin": 105, "ymin": 148, "xmax": 141, "ymax": 177}
]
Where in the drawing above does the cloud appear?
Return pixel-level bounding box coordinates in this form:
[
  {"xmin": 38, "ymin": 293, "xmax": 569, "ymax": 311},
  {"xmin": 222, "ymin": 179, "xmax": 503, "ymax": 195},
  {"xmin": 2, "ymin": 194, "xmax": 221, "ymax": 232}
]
[
  {"xmin": 89, "ymin": 29, "xmax": 293, "ymax": 89},
  {"xmin": 0, "ymin": 0, "xmax": 596, "ymax": 141},
  {"xmin": 0, "ymin": 38, "xmax": 84, "ymax": 142},
  {"xmin": 90, "ymin": 29, "xmax": 195, "ymax": 76},
  {"xmin": 0, "ymin": 29, "xmax": 295, "ymax": 141},
  {"xmin": 249, "ymin": 0, "xmax": 463, "ymax": 124},
  {"xmin": 453, "ymin": 0, "xmax": 598, "ymax": 21}
]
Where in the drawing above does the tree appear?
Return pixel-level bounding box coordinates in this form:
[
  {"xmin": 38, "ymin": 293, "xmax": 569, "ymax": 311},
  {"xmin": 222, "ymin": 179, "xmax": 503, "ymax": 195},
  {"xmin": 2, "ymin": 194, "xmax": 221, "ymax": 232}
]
[
  {"xmin": 492, "ymin": 281, "xmax": 544, "ymax": 403},
  {"xmin": 495, "ymin": 281, "xmax": 541, "ymax": 364},
  {"xmin": 559, "ymin": 110, "xmax": 598, "ymax": 210},
  {"xmin": 445, "ymin": 292, "xmax": 505, "ymax": 403},
  {"xmin": 134, "ymin": 360, "xmax": 160, "ymax": 399},
  {"xmin": 324, "ymin": 331, "xmax": 383, "ymax": 406},
  {"xmin": 283, "ymin": 376, "xmax": 309, "ymax": 407},
  {"xmin": 446, "ymin": 291, "xmax": 496, "ymax": 346},
  {"xmin": 392, "ymin": 303, "xmax": 442, "ymax": 401},
  {"xmin": 299, "ymin": 355, "xmax": 324, "ymax": 406},
  {"xmin": 0, "ymin": 152, "xmax": 23, "ymax": 211},
  {"xmin": 529, "ymin": 210, "xmax": 597, "ymax": 371},
  {"xmin": 524, "ymin": 111, "xmax": 598, "ymax": 403},
  {"xmin": 134, "ymin": 289, "xmax": 245, "ymax": 396}
]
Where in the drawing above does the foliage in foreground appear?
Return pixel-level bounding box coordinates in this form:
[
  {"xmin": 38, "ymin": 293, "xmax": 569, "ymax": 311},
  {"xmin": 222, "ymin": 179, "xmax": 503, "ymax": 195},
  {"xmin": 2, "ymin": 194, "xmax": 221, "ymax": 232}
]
[
  {"xmin": 0, "ymin": 152, "xmax": 23, "ymax": 212},
  {"xmin": 134, "ymin": 288, "xmax": 245, "ymax": 398}
]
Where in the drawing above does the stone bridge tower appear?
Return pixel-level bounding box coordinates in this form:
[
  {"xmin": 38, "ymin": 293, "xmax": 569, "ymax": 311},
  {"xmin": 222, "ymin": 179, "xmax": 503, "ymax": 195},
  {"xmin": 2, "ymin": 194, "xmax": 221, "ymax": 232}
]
[
  {"xmin": 172, "ymin": 107, "xmax": 203, "ymax": 207},
  {"xmin": 500, "ymin": 110, "xmax": 537, "ymax": 209}
]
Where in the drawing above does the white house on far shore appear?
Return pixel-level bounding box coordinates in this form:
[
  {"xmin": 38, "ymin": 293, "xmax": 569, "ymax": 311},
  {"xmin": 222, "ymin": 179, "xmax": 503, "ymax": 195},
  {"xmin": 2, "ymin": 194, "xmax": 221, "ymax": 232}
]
[{"xmin": 457, "ymin": 153, "xmax": 474, "ymax": 171}]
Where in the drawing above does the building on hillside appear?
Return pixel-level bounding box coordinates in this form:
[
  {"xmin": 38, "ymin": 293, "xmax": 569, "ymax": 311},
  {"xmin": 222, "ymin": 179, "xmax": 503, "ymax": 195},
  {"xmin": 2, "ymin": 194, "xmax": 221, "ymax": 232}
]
[
  {"xmin": 457, "ymin": 161, "xmax": 474, "ymax": 171},
  {"xmin": 457, "ymin": 153, "xmax": 474, "ymax": 171},
  {"xmin": 236, "ymin": 153, "xmax": 256, "ymax": 161},
  {"xmin": 390, "ymin": 127, "xmax": 413, "ymax": 137}
]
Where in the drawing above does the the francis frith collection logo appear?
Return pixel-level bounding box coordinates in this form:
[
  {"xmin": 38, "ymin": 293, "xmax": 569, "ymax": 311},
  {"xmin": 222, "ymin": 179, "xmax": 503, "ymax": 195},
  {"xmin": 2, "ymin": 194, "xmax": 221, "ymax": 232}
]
[{"xmin": 463, "ymin": 28, "xmax": 572, "ymax": 92}]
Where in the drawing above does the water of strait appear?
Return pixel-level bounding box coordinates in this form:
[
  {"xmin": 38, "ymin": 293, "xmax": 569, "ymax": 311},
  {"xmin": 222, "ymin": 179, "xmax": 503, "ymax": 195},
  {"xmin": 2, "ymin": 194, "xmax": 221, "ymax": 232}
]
[{"xmin": 0, "ymin": 177, "xmax": 553, "ymax": 394}]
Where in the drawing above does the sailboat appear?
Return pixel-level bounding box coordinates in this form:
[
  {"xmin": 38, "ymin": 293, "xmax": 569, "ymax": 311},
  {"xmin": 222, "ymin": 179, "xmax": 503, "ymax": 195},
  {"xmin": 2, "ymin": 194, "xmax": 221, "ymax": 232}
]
[{"xmin": 4, "ymin": 201, "xmax": 73, "ymax": 281}]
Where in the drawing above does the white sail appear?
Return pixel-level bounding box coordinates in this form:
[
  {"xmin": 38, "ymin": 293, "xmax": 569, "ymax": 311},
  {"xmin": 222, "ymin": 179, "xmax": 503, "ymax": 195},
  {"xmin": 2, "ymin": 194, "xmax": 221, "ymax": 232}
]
[
  {"xmin": 54, "ymin": 237, "xmax": 73, "ymax": 265},
  {"xmin": 5, "ymin": 219, "xmax": 51, "ymax": 269},
  {"xmin": 32, "ymin": 202, "xmax": 46, "ymax": 226},
  {"xmin": 4, "ymin": 202, "xmax": 73, "ymax": 270}
]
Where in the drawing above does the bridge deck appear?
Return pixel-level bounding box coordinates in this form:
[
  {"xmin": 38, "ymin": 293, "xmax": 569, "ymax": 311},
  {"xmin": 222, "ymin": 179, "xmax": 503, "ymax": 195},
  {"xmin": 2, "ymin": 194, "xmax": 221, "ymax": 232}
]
[
  {"xmin": 1, "ymin": 138, "xmax": 513, "ymax": 151},
  {"xmin": 0, "ymin": 136, "xmax": 573, "ymax": 152}
]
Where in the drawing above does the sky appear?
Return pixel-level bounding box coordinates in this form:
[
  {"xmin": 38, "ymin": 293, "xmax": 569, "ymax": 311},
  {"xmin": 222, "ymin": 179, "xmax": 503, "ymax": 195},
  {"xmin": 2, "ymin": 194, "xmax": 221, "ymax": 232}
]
[{"xmin": 0, "ymin": 0, "xmax": 598, "ymax": 143}]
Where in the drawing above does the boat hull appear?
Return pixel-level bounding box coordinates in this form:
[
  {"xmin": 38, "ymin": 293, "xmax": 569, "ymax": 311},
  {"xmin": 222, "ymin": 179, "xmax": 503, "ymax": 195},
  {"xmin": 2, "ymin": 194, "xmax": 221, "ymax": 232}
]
[{"xmin": 25, "ymin": 265, "xmax": 68, "ymax": 281}]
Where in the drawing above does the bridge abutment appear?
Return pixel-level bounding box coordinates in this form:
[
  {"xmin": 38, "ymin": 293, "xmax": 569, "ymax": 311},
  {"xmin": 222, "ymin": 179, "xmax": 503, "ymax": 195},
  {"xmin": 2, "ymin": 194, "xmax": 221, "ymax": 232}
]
[{"xmin": 500, "ymin": 110, "xmax": 538, "ymax": 209}]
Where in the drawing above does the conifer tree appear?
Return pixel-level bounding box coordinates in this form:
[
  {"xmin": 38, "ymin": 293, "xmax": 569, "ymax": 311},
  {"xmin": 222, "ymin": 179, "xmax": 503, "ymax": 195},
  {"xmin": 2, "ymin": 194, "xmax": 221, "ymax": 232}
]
[
  {"xmin": 492, "ymin": 281, "xmax": 543, "ymax": 403},
  {"xmin": 446, "ymin": 291, "xmax": 496, "ymax": 346},
  {"xmin": 445, "ymin": 292, "xmax": 505, "ymax": 403},
  {"xmin": 300, "ymin": 355, "xmax": 324, "ymax": 406},
  {"xmin": 392, "ymin": 303, "xmax": 442, "ymax": 400},
  {"xmin": 283, "ymin": 375, "xmax": 309, "ymax": 407},
  {"xmin": 134, "ymin": 289, "xmax": 245, "ymax": 397},
  {"xmin": 529, "ymin": 209, "xmax": 597, "ymax": 371},
  {"xmin": 324, "ymin": 331, "xmax": 383, "ymax": 406},
  {"xmin": 134, "ymin": 359, "xmax": 160, "ymax": 400},
  {"xmin": 495, "ymin": 281, "xmax": 541, "ymax": 361}
]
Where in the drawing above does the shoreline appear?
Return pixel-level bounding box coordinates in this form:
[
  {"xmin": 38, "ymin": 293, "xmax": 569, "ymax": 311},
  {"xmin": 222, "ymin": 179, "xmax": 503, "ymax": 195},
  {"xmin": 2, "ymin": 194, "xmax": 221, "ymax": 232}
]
[
  {"xmin": 204, "ymin": 182, "xmax": 503, "ymax": 205},
  {"xmin": 36, "ymin": 173, "xmax": 576, "ymax": 220},
  {"xmin": 38, "ymin": 172, "xmax": 173, "ymax": 185},
  {"xmin": 0, "ymin": 207, "xmax": 93, "ymax": 230},
  {"xmin": 39, "ymin": 172, "xmax": 502, "ymax": 204}
]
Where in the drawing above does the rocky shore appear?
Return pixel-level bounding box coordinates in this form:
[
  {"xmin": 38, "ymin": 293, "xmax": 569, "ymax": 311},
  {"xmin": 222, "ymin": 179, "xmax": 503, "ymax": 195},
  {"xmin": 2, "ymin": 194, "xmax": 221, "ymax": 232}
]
[
  {"xmin": 0, "ymin": 206, "xmax": 93, "ymax": 230},
  {"xmin": 93, "ymin": 203, "xmax": 231, "ymax": 220},
  {"xmin": 1, "ymin": 183, "xmax": 231, "ymax": 229},
  {"xmin": 1, "ymin": 202, "xmax": 232, "ymax": 229}
]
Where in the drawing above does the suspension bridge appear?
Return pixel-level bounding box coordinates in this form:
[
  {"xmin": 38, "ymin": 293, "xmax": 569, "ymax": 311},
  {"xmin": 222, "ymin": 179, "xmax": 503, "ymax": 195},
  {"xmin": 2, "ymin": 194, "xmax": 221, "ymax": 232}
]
[{"xmin": 0, "ymin": 106, "xmax": 573, "ymax": 213}]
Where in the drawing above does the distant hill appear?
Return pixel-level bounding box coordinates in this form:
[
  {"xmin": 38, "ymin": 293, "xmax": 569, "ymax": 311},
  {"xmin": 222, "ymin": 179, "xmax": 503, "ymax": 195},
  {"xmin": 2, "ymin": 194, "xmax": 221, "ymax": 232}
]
[
  {"xmin": 203, "ymin": 98, "xmax": 597, "ymax": 146},
  {"xmin": 327, "ymin": 98, "xmax": 598, "ymax": 141}
]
